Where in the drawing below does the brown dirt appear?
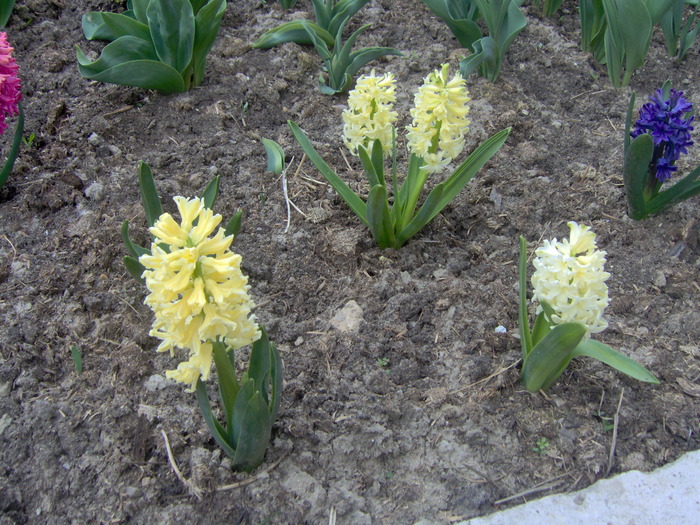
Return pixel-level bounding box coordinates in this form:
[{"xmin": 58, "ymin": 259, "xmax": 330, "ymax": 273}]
[{"xmin": 1, "ymin": 0, "xmax": 699, "ymax": 523}]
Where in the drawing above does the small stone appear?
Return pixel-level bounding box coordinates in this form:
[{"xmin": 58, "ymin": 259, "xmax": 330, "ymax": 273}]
[
  {"xmin": 144, "ymin": 374, "xmax": 169, "ymax": 392},
  {"xmin": 330, "ymin": 300, "xmax": 364, "ymax": 333},
  {"xmin": 653, "ymin": 271, "xmax": 667, "ymax": 287},
  {"xmin": 84, "ymin": 181, "xmax": 104, "ymax": 201}
]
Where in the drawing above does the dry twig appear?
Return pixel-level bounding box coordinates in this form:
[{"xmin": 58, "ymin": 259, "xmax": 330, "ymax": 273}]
[
  {"xmin": 161, "ymin": 430, "xmax": 203, "ymax": 499},
  {"xmin": 606, "ymin": 388, "xmax": 625, "ymax": 476}
]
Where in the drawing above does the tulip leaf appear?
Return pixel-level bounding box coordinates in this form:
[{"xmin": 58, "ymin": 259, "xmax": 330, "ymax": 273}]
[
  {"xmin": 252, "ymin": 20, "xmax": 334, "ymax": 49},
  {"xmin": 212, "ymin": 341, "xmax": 239, "ymax": 438},
  {"xmin": 225, "ymin": 210, "xmax": 243, "ymax": 240},
  {"xmin": 146, "ymin": 0, "xmax": 195, "ymax": 73},
  {"xmin": 191, "ymin": 0, "xmax": 227, "ymax": 86},
  {"xmin": 261, "ymin": 138, "xmax": 286, "ymax": 175}
]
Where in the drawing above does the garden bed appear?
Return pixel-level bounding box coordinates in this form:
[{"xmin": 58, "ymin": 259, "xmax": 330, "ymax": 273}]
[{"xmin": 0, "ymin": 0, "xmax": 699, "ymax": 523}]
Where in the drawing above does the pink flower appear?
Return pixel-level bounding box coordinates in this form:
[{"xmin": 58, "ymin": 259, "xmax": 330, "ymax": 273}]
[{"xmin": 0, "ymin": 32, "xmax": 21, "ymax": 136}]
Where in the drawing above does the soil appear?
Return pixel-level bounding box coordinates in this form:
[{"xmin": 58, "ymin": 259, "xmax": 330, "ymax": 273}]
[{"xmin": 1, "ymin": 0, "xmax": 699, "ymax": 523}]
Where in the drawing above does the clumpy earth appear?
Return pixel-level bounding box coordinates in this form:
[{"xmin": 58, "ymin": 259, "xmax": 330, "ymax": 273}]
[{"xmin": 1, "ymin": 0, "xmax": 699, "ymax": 523}]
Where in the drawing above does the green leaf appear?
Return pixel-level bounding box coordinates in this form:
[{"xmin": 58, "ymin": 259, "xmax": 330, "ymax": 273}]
[
  {"xmin": 366, "ymin": 185, "xmax": 396, "ymax": 249},
  {"xmin": 0, "ymin": 103, "xmax": 23, "ymax": 190},
  {"xmin": 130, "ymin": 0, "xmax": 150, "ymax": 25},
  {"xmin": 191, "ymin": 0, "xmax": 226, "ymax": 86},
  {"xmin": 261, "ymin": 138, "xmax": 286, "ymax": 175},
  {"xmin": 200, "ymin": 175, "xmax": 220, "ymax": 209},
  {"xmin": 76, "ymin": 38, "xmax": 186, "ymax": 93},
  {"xmin": 212, "ymin": 341, "xmax": 240, "ymax": 442},
  {"xmin": 225, "ymin": 210, "xmax": 243, "ymax": 239},
  {"xmin": 357, "ymin": 143, "xmax": 381, "ymax": 189},
  {"xmin": 84, "ymin": 12, "xmax": 151, "ymax": 41},
  {"xmin": 288, "ymin": 120, "xmax": 368, "ymax": 224},
  {"xmin": 0, "ymin": 0, "xmax": 15, "ymax": 27},
  {"xmin": 531, "ymin": 311, "xmax": 552, "ymax": 347},
  {"xmin": 460, "ymin": 36, "xmax": 499, "ymax": 80},
  {"xmin": 396, "ymin": 127, "xmax": 511, "ymax": 246},
  {"xmin": 231, "ymin": 389, "xmax": 272, "ymax": 472},
  {"xmin": 328, "ymin": 0, "xmax": 370, "ymax": 35},
  {"xmin": 346, "ymin": 45, "xmax": 403, "ymax": 81},
  {"xmin": 572, "ymin": 339, "xmax": 659, "ymax": 384},
  {"xmin": 623, "ymin": 133, "xmax": 653, "ymax": 220},
  {"xmin": 646, "ymin": 164, "xmax": 700, "ymax": 214},
  {"xmin": 421, "ymin": 0, "xmax": 482, "ymax": 50},
  {"xmin": 121, "ymin": 220, "xmax": 150, "ymax": 259},
  {"xmin": 138, "ymin": 162, "xmax": 164, "ymax": 227},
  {"xmin": 70, "ymin": 345, "xmax": 83, "ymax": 374},
  {"xmin": 146, "ymin": 0, "xmax": 195, "ymax": 74},
  {"xmin": 518, "ymin": 236, "xmax": 533, "ymax": 360},
  {"xmin": 252, "ymin": 20, "xmax": 334, "ymax": 49},
  {"xmin": 123, "ymin": 255, "xmax": 147, "ymax": 283},
  {"xmin": 521, "ymin": 323, "xmax": 587, "ymax": 392},
  {"xmin": 603, "ymin": 0, "xmax": 653, "ymax": 86},
  {"xmin": 196, "ymin": 378, "xmax": 238, "ymax": 457}
]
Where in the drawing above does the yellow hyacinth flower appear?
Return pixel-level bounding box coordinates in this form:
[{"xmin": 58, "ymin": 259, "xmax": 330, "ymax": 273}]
[
  {"xmin": 140, "ymin": 197, "xmax": 260, "ymax": 390},
  {"xmin": 406, "ymin": 64, "xmax": 471, "ymax": 173},
  {"xmin": 342, "ymin": 70, "xmax": 398, "ymax": 156},
  {"xmin": 531, "ymin": 222, "xmax": 610, "ymax": 336}
]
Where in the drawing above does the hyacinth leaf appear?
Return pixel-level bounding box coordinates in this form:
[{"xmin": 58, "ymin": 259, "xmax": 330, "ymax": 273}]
[
  {"xmin": 201, "ymin": 175, "xmax": 220, "ymax": 210},
  {"xmin": 231, "ymin": 388, "xmax": 272, "ymax": 472},
  {"xmin": 396, "ymin": 127, "xmax": 511, "ymax": 246},
  {"xmin": 120, "ymin": 220, "xmax": 150, "ymax": 259},
  {"xmin": 82, "ymin": 12, "xmax": 148, "ymax": 41},
  {"xmin": 647, "ymin": 165, "xmax": 700, "ymax": 214},
  {"xmin": 137, "ymin": 162, "xmax": 164, "ymax": 227},
  {"xmin": 225, "ymin": 210, "xmax": 243, "ymax": 240},
  {"xmin": 196, "ymin": 379, "xmax": 238, "ymax": 458},
  {"xmin": 261, "ymin": 138, "xmax": 286, "ymax": 175},
  {"xmin": 212, "ymin": 341, "xmax": 240, "ymax": 439},
  {"xmin": 623, "ymin": 133, "xmax": 653, "ymax": 220},
  {"xmin": 122, "ymin": 255, "xmax": 146, "ymax": 283},
  {"xmin": 520, "ymin": 322, "xmax": 587, "ymax": 392},
  {"xmin": 288, "ymin": 120, "xmax": 368, "ymax": 224},
  {"xmin": 247, "ymin": 326, "xmax": 282, "ymax": 414},
  {"xmin": 252, "ymin": 21, "xmax": 334, "ymax": 49},
  {"xmin": 146, "ymin": 0, "xmax": 195, "ymax": 74},
  {"xmin": 518, "ymin": 236, "xmax": 533, "ymax": 360},
  {"xmin": 76, "ymin": 38, "xmax": 186, "ymax": 93},
  {"xmin": 357, "ymin": 141, "xmax": 385, "ymax": 189},
  {"xmin": 191, "ymin": 0, "xmax": 226, "ymax": 86},
  {"xmin": 0, "ymin": 0, "xmax": 14, "ymax": 27},
  {"xmin": 623, "ymin": 90, "xmax": 636, "ymax": 153},
  {"xmin": 0, "ymin": 103, "xmax": 23, "ymax": 190},
  {"xmin": 572, "ymin": 339, "xmax": 659, "ymax": 384},
  {"xmin": 366, "ymin": 185, "xmax": 396, "ymax": 249}
]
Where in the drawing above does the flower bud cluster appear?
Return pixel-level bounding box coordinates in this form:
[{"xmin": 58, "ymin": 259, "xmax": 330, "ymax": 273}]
[
  {"xmin": 406, "ymin": 64, "xmax": 471, "ymax": 173},
  {"xmin": 342, "ymin": 71, "xmax": 398, "ymax": 156},
  {"xmin": 531, "ymin": 222, "xmax": 610, "ymax": 336},
  {"xmin": 0, "ymin": 32, "xmax": 21, "ymax": 136},
  {"xmin": 139, "ymin": 197, "xmax": 260, "ymax": 391},
  {"xmin": 631, "ymin": 88, "xmax": 694, "ymax": 183}
]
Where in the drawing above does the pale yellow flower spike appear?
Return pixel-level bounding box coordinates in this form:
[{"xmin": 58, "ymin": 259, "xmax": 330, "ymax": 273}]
[
  {"xmin": 342, "ymin": 70, "xmax": 398, "ymax": 156},
  {"xmin": 406, "ymin": 64, "xmax": 471, "ymax": 173},
  {"xmin": 140, "ymin": 197, "xmax": 260, "ymax": 389},
  {"xmin": 531, "ymin": 222, "xmax": 611, "ymax": 336}
]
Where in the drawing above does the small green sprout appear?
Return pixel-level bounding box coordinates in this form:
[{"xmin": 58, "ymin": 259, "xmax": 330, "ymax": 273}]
[
  {"xmin": 376, "ymin": 357, "xmax": 389, "ymax": 368},
  {"xmin": 533, "ymin": 437, "xmax": 550, "ymax": 456},
  {"xmin": 70, "ymin": 345, "xmax": 83, "ymax": 374}
]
